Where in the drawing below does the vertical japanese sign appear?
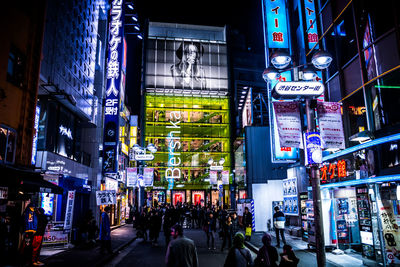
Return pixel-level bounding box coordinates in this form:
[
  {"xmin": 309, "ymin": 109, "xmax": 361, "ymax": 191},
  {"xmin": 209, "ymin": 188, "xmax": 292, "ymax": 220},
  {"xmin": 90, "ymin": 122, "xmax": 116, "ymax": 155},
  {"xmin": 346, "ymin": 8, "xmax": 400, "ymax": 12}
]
[
  {"xmin": 317, "ymin": 102, "xmax": 345, "ymax": 149},
  {"xmin": 303, "ymin": 0, "xmax": 319, "ymax": 49},
  {"xmin": 264, "ymin": 0, "xmax": 289, "ymax": 48},
  {"xmin": 103, "ymin": 0, "xmax": 125, "ymax": 174},
  {"xmin": 377, "ymin": 199, "xmax": 400, "ymax": 264},
  {"xmin": 63, "ymin": 190, "xmax": 75, "ymax": 232},
  {"xmin": 221, "ymin": 170, "xmax": 230, "ymax": 185},
  {"xmin": 143, "ymin": 168, "xmax": 154, "ymax": 187},
  {"xmin": 126, "ymin": 167, "xmax": 138, "ymax": 187},
  {"xmin": 31, "ymin": 105, "xmax": 40, "ymax": 165},
  {"xmin": 273, "ymin": 101, "xmax": 303, "ymax": 148}
]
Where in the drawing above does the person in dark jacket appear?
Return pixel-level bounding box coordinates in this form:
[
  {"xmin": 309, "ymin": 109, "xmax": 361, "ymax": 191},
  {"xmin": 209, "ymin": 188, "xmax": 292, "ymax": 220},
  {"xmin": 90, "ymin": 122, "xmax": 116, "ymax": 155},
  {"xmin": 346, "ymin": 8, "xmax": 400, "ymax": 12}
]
[
  {"xmin": 224, "ymin": 232, "xmax": 254, "ymax": 267},
  {"xmin": 221, "ymin": 216, "xmax": 233, "ymax": 251},
  {"xmin": 255, "ymin": 233, "xmax": 279, "ymax": 267},
  {"xmin": 149, "ymin": 210, "xmax": 162, "ymax": 246},
  {"xmin": 99, "ymin": 206, "xmax": 112, "ymax": 253},
  {"xmin": 231, "ymin": 212, "xmax": 240, "ymax": 235},
  {"xmin": 204, "ymin": 212, "xmax": 217, "ymax": 249},
  {"xmin": 273, "ymin": 206, "xmax": 286, "ymax": 247},
  {"xmin": 243, "ymin": 207, "xmax": 253, "ymax": 241},
  {"xmin": 31, "ymin": 208, "xmax": 49, "ymax": 266},
  {"xmin": 279, "ymin": 244, "xmax": 299, "ymax": 267},
  {"xmin": 164, "ymin": 207, "xmax": 173, "ymax": 246},
  {"xmin": 165, "ymin": 224, "xmax": 198, "ymax": 267}
]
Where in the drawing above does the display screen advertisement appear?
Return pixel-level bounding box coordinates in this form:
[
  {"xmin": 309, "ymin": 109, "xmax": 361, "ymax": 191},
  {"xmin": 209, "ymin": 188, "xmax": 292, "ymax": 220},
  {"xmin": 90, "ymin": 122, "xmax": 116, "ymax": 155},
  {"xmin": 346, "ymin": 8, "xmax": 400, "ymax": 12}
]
[
  {"xmin": 145, "ymin": 37, "xmax": 228, "ymax": 96},
  {"xmin": 242, "ymin": 88, "xmax": 253, "ymax": 128},
  {"xmin": 103, "ymin": 0, "xmax": 124, "ymax": 174},
  {"xmin": 273, "ymin": 101, "xmax": 303, "ymax": 149},
  {"xmin": 263, "ymin": 0, "xmax": 289, "ymax": 48},
  {"xmin": 303, "ymin": 0, "xmax": 319, "ymax": 49},
  {"xmin": 316, "ymin": 102, "xmax": 345, "ymax": 149}
]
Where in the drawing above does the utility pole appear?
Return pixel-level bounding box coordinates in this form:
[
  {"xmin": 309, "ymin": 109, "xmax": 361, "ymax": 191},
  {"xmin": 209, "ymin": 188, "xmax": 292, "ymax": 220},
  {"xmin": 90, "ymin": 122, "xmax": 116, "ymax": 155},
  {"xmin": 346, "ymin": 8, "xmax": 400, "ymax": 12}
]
[{"xmin": 305, "ymin": 99, "xmax": 326, "ymax": 267}]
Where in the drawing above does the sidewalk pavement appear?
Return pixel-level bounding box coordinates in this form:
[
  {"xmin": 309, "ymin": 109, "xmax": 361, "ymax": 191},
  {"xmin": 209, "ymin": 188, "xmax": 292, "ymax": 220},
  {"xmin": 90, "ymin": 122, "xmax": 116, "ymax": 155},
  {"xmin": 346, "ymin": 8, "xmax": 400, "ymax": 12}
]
[
  {"xmin": 40, "ymin": 223, "xmax": 137, "ymax": 267},
  {"xmin": 245, "ymin": 231, "xmax": 364, "ymax": 267}
]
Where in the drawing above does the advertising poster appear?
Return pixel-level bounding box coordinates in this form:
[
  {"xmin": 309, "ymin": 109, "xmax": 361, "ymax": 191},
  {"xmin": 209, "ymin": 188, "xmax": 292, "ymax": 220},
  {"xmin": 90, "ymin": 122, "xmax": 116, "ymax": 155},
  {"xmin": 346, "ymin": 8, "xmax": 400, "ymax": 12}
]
[
  {"xmin": 221, "ymin": 170, "xmax": 229, "ymax": 185},
  {"xmin": 126, "ymin": 167, "xmax": 138, "ymax": 187},
  {"xmin": 40, "ymin": 193, "xmax": 54, "ymax": 216},
  {"xmin": 96, "ymin": 190, "xmax": 117, "ymax": 205},
  {"xmin": 242, "ymin": 88, "xmax": 253, "ymax": 128},
  {"xmin": 377, "ymin": 199, "xmax": 400, "ymax": 264},
  {"xmin": 283, "ymin": 178, "xmax": 298, "ymax": 216},
  {"xmin": 145, "ymin": 37, "xmax": 228, "ymax": 96},
  {"xmin": 143, "ymin": 168, "xmax": 154, "ymax": 187},
  {"xmin": 210, "ymin": 171, "xmax": 218, "ymax": 185},
  {"xmin": 304, "ymin": 132, "xmax": 322, "ymax": 165},
  {"xmin": 317, "ymin": 102, "xmax": 345, "ymax": 149},
  {"xmin": 273, "ymin": 101, "xmax": 303, "ymax": 148},
  {"xmin": 64, "ymin": 190, "xmax": 75, "ymax": 232}
]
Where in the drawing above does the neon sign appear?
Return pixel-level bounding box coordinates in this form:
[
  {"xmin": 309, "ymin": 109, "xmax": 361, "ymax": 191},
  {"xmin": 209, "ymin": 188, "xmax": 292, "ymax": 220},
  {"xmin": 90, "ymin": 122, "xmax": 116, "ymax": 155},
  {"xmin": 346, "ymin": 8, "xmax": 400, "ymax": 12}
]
[
  {"xmin": 303, "ymin": 0, "xmax": 319, "ymax": 49},
  {"xmin": 166, "ymin": 111, "xmax": 182, "ymax": 181},
  {"xmin": 320, "ymin": 160, "xmax": 347, "ymax": 182},
  {"xmin": 264, "ymin": 0, "xmax": 289, "ymax": 48},
  {"xmin": 103, "ymin": 0, "xmax": 124, "ymax": 173},
  {"xmin": 31, "ymin": 106, "xmax": 40, "ymax": 165},
  {"xmin": 59, "ymin": 125, "xmax": 73, "ymax": 140}
]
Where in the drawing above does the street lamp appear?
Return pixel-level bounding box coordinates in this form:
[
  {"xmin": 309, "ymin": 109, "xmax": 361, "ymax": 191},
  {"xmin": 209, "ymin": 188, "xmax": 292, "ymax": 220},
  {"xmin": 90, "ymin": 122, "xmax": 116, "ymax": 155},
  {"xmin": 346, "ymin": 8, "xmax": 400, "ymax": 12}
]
[
  {"xmin": 270, "ymin": 50, "xmax": 292, "ymax": 69},
  {"xmin": 263, "ymin": 49, "xmax": 332, "ymax": 267}
]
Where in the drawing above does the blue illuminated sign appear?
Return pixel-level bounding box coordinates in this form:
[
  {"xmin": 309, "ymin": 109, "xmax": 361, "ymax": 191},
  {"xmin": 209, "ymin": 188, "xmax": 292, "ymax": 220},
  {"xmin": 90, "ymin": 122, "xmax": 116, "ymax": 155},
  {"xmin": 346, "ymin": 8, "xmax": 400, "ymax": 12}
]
[
  {"xmin": 31, "ymin": 105, "xmax": 40, "ymax": 165},
  {"xmin": 264, "ymin": 0, "xmax": 289, "ymax": 49},
  {"xmin": 41, "ymin": 193, "xmax": 54, "ymax": 216},
  {"xmin": 103, "ymin": 0, "xmax": 125, "ymax": 173},
  {"xmin": 303, "ymin": 0, "xmax": 319, "ymax": 49}
]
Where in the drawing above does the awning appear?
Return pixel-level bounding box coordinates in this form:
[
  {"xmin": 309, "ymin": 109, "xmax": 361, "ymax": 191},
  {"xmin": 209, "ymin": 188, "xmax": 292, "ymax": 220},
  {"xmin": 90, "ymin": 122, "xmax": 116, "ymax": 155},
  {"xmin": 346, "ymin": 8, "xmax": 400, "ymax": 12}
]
[{"xmin": 0, "ymin": 164, "xmax": 63, "ymax": 195}]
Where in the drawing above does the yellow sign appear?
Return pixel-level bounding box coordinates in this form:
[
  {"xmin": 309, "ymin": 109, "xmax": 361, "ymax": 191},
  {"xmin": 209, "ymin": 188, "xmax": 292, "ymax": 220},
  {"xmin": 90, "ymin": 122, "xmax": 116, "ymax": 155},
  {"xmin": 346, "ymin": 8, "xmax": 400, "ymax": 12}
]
[{"xmin": 121, "ymin": 143, "xmax": 129, "ymax": 156}]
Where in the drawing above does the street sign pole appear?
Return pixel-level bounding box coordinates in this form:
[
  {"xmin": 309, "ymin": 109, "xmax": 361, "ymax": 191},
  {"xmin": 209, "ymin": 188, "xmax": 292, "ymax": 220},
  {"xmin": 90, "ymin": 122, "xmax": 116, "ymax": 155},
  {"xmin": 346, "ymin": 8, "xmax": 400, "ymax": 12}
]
[{"xmin": 305, "ymin": 99, "xmax": 326, "ymax": 267}]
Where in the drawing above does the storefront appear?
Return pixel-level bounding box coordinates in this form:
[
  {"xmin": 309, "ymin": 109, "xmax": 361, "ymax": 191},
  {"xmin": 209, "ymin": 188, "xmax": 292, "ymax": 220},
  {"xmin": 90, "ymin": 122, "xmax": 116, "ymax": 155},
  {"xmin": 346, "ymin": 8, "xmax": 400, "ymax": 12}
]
[
  {"xmin": 191, "ymin": 190, "xmax": 205, "ymax": 206},
  {"xmin": 318, "ymin": 133, "xmax": 400, "ymax": 266},
  {"xmin": 172, "ymin": 190, "xmax": 186, "ymax": 206},
  {"xmin": 151, "ymin": 189, "xmax": 166, "ymax": 206}
]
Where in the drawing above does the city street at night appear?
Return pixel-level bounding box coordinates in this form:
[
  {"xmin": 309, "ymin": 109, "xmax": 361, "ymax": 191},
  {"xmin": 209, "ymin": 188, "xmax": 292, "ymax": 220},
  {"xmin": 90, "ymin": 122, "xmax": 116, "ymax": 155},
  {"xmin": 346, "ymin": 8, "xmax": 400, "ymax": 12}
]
[{"xmin": 2, "ymin": 0, "xmax": 400, "ymax": 266}]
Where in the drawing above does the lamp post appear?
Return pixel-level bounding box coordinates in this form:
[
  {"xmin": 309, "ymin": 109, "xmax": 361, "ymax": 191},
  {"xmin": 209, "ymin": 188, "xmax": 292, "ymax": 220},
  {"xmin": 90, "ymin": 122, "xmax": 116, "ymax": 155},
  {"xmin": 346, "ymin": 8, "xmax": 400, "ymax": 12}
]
[
  {"xmin": 263, "ymin": 49, "xmax": 333, "ymax": 267},
  {"xmin": 208, "ymin": 158, "xmax": 225, "ymax": 207},
  {"xmin": 131, "ymin": 143, "xmax": 157, "ymax": 207}
]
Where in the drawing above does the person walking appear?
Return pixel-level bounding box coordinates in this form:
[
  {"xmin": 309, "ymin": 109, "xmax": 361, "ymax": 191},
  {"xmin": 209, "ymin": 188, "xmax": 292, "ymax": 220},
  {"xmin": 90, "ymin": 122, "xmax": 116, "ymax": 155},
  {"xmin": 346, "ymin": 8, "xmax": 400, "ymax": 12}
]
[
  {"xmin": 243, "ymin": 207, "xmax": 253, "ymax": 241},
  {"xmin": 254, "ymin": 233, "xmax": 279, "ymax": 267},
  {"xmin": 279, "ymin": 245, "xmax": 299, "ymax": 267},
  {"xmin": 273, "ymin": 206, "xmax": 286, "ymax": 247},
  {"xmin": 231, "ymin": 212, "xmax": 240, "ymax": 236},
  {"xmin": 221, "ymin": 216, "xmax": 233, "ymax": 252},
  {"xmin": 204, "ymin": 212, "xmax": 217, "ymax": 249},
  {"xmin": 224, "ymin": 232, "xmax": 254, "ymax": 267},
  {"xmin": 31, "ymin": 208, "xmax": 49, "ymax": 266},
  {"xmin": 99, "ymin": 206, "xmax": 112, "ymax": 254},
  {"xmin": 163, "ymin": 207, "xmax": 173, "ymax": 246},
  {"xmin": 165, "ymin": 224, "xmax": 198, "ymax": 267}
]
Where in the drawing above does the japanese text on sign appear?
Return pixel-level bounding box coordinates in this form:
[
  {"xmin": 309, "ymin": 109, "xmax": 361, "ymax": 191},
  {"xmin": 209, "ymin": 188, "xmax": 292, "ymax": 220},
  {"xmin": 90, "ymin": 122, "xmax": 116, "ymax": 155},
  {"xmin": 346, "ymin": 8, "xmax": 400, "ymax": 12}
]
[
  {"xmin": 264, "ymin": 0, "xmax": 289, "ymax": 48},
  {"xmin": 96, "ymin": 190, "xmax": 117, "ymax": 206},
  {"xmin": 63, "ymin": 190, "xmax": 75, "ymax": 232}
]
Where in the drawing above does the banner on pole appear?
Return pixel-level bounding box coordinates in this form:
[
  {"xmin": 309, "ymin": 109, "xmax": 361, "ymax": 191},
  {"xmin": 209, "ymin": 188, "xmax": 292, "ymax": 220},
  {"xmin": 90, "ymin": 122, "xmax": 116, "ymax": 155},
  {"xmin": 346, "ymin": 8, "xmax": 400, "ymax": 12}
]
[
  {"xmin": 317, "ymin": 102, "xmax": 345, "ymax": 149},
  {"xmin": 221, "ymin": 170, "xmax": 229, "ymax": 185},
  {"xmin": 63, "ymin": 190, "xmax": 75, "ymax": 232},
  {"xmin": 126, "ymin": 167, "xmax": 138, "ymax": 187},
  {"xmin": 304, "ymin": 132, "xmax": 322, "ymax": 165},
  {"xmin": 273, "ymin": 101, "xmax": 303, "ymax": 148},
  {"xmin": 210, "ymin": 171, "xmax": 218, "ymax": 185},
  {"xmin": 143, "ymin": 168, "xmax": 154, "ymax": 187}
]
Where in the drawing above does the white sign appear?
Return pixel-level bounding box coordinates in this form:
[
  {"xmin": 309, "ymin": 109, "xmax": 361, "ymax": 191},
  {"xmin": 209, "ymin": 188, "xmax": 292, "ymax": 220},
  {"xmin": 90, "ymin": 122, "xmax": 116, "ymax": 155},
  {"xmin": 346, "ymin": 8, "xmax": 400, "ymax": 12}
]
[
  {"xmin": 221, "ymin": 170, "xmax": 229, "ymax": 185},
  {"xmin": 43, "ymin": 229, "xmax": 68, "ymax": 245},
  {"xmin": 273, "ymin": 101, "xmax": 303, "ymax": 148},
  {"xmin": 126, "ymin": 167, "xmax": 138, "ymax": 187},
  {"xmin": 134, "ymin": 153, "xmax": 155, "ymax": 161},
  {"xmin": 31, "ymin": 106, "xmax": 40, "ymax": 165},
  {"xmin": 63, "ymin": 190, "xmax": 75, "ymax": 232},
  {"xmin": 96, "ymin": 190, "xmax": 117, "ymax": 205},
  {"xmin": 210, "ymin": 171, "xmax": 218, "ymax": 185},
  {"xmin": 317, "ymin": 102, "xmax": 345, "ymax": 149},
  {"xmin": 0, "ymin": 187, "xmax": 8, "ymax": 199},
  {"xmin": 143, "ymin": 168, "xmax": 154, "ymax": 187},
  {"xmin": 59, "ymin": 125, "xmax": 73, "ymax": 140},
  {"xmin": 210, "ymin": 165, "xmax": 223, "ymax": 171},
  {"xmin": 105, "ymin": 177, "xmax": 118, "ymax": 191},
  {"xmin": 273, "ymin": 81, "xmax": 324, "ymax": 99}
]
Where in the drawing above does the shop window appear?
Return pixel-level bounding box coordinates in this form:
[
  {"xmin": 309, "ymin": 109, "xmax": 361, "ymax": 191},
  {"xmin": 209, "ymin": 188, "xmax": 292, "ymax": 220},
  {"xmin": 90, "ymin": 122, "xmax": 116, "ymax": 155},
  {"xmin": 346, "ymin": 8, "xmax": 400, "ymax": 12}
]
[
  {"xmin": 343, "ymin": 90, "xmax": 368, "ymax": 138},
  {"xmin": 0, "ymin": 126, "xmax": 17, "ymax": 164},
  {"xmin": 7, "ymin": 46, "xmax": 25, "ymax": 88}
]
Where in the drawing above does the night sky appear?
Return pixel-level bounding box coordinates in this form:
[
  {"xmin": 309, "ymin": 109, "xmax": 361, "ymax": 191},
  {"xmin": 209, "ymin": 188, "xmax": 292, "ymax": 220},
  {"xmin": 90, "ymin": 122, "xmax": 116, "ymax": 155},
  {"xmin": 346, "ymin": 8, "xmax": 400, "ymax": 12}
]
[{"xmin": 125, "ymin": 0, "xmax": 264, "ymax": 115}]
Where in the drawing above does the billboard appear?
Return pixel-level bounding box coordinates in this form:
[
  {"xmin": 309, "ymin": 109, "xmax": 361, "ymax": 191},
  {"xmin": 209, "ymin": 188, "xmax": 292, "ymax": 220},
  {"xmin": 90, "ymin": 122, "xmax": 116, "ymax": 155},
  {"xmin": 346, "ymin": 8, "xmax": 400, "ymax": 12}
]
[
  {"xmin": 103, "ymin": 0, "xmax": 124, "ymax": 173},
  {"xmin": 263, "ymin": 0, "xmax": 289, "ymax": 49},
  {"xmin": 242, "ymin": 88, "xmax": 253, "ymax": 128},
  {"xmin": 145, "ymin": 38, "xmax": 228, "ymax": 96}
]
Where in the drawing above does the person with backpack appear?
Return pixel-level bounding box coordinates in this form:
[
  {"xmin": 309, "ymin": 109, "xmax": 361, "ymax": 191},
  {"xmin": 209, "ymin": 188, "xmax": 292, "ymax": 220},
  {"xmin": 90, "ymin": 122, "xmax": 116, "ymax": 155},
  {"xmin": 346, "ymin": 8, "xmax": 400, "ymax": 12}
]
[
  {"xmin": 224, "ymin": 232, "xmax": 254, "ymax": 267},
  {"xmin": 254, "ymin": 233, "xmax": 278, "ymax": 267}
]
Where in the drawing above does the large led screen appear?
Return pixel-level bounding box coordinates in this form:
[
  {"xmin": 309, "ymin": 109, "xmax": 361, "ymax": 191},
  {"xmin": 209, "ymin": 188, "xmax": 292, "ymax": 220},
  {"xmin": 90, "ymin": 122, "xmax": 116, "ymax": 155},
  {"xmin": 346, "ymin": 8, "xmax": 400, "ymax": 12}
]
[{"xmin": 145, "ymin": 38, "xmax": 228, "ymax": 96}]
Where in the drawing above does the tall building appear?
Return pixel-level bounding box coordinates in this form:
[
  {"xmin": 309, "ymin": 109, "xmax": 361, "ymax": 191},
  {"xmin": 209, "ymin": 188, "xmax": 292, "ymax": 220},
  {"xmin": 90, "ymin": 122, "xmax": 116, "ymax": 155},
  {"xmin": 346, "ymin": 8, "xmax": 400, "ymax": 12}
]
[{"xmin": 142, "ymin": 22, "xmax": 231, "ymax": 207}]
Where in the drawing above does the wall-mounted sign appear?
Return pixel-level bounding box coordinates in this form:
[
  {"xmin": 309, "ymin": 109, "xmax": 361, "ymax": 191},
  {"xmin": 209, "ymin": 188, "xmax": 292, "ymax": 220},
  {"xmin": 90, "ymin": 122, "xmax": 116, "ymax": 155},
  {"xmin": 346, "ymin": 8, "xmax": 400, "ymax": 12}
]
[
  {"xmin": 210, "ymin": 165, "xmax": 223, "ymax": 171},
  {"xmin": 263, "ymin": 0, "xmax": 289, "ymax": 48},
  {"xmin": 31, "ymin": 105, "xmax": 40, "ymax": 165},
  {"xmin": 303, "ymin": 0, "xmax": 319, "ymax": 49},
  {"xmin": 96, "ymin": 190, "xmax": 117, "ymax": 205},
  {"xmin": 134, "ymin": 153, "xmax": 155, "ymax": 161},
  {"xmin": 272, "ymin": 81, "xmax": 324, "ymax": 99},
  {"xmin": 320, "ymin": 160, "xmax": 347, "ymax": 182},
  {"xmin": 59, "ymin": 125, "xmax": 73, "ymax": 140},
  {"xmin": 103, "ymin": 0, "xmax": 124, "ymax": 174}
]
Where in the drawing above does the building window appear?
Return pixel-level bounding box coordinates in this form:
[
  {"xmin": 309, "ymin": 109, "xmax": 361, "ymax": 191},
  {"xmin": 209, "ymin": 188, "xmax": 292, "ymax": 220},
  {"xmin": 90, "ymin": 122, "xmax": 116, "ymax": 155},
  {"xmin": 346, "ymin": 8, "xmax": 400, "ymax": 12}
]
[
  {"xmin": 0, "ymin": 125, "xmax": 17, "ymax": 164},
  {"xmin": 7, "ymin": 46, "xmax": 25, "ymax": 88}
]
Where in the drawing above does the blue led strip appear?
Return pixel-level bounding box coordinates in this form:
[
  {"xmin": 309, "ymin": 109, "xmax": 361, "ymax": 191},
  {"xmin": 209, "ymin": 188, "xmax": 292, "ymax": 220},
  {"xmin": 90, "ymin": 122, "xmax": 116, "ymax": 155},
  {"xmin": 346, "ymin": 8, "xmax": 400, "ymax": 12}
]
[
  {"xmin": 322, "ymin": 133, "xmax": 400, "ymax": 161},
  {"xmin": 320, "ymin": 174, "xmax": 400, "ymax": 189}
]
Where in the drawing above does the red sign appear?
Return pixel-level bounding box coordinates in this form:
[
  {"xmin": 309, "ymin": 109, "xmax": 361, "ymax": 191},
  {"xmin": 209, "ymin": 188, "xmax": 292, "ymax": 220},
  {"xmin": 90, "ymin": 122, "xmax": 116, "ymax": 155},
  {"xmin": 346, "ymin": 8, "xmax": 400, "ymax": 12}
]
[{"xmin": 320, "ymin": 160, "xmax": 347, "ymax": 182}]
